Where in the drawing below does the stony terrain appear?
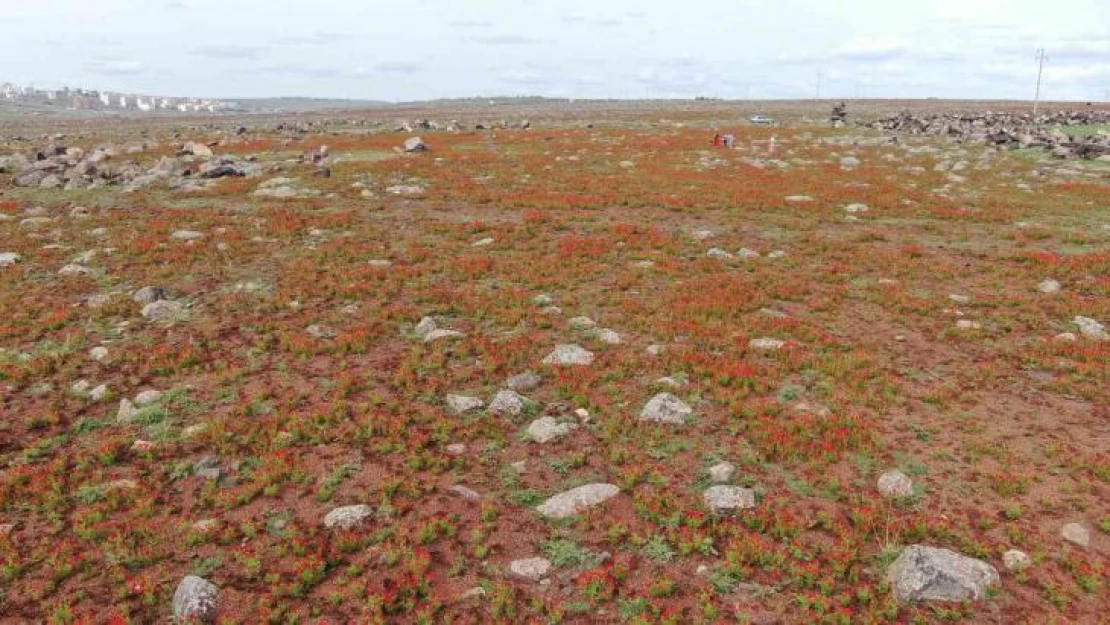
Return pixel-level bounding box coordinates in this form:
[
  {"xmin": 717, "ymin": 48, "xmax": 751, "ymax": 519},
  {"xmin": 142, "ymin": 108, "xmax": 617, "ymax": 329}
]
[{"xmin": 0, "ymin": 100, "xmax": 1106, "ymax": 623}]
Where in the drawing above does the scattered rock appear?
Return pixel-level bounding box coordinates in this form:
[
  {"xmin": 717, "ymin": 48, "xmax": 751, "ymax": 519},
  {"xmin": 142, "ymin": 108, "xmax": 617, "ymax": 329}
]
[
  {"xmin": 542, "ymin": 344, "xmax": 595, "ymax": 366},
  {"xmin": 536, "ymin": 483, "xmax": 620, "ymax": 519},
  {"xmin": 117, "ymin": 398, "xmax": 137, "ymax": 422},
  {"xmin": 489, "ymin": 390, "xmax": 528, "ymax": 417},
  {"xmin": 1003, "ymin": 550, "xmax": 1031, "ymax": 572},
  {"xmin": 403, "ymin": 137, "xmax": 428, "ymax": 153},
  {"xmin": 171, "ymin": 230, "xmax": 204, "ymax": 241},
  {"xmin": 509, "ymin": 557, "xmax": 552, "ymax": 581},
  {"xmin": 703, "ymin": 485, "xmax": 756, "ymax": 514},
  {"xmin": 1037, "ymin": 279, "xmax": 1061, "ymax": 294},
  {"xmin": 424, "ymin": 328, "xmax": 464, "ymax": 343},
  {"xmin": 141, "ymin": 299, "xmax": 187, "ymax": 322},
  {"xmin": 446, "ymin": 394, "xmax": 485, "ymax": 415},
  {"xmin": 595, "ymin": 328, "xmax": 622, "ymax": 344},
  {"xmin": 134, "ymin": 389, "xmax": 163, "ymax": 406},
  {"xmin": 749, "ymin": 337, "xmax": 785, "ymax": 351},
  {"xmin": 89, "ymin": 346, "xmax": 109, "ymax": 362},
  {"xmin": 181, "ymin": 141, "xmax": 213, "ymax": 158},
  {"xmin": 956, "ymin": 319, "xmax": 982, "ymax": 330},
  {"xmin": 58, "ymin": 264, "xmax": 91, "ymax": 277},
  {"xmin": 707, "ymin": 248, "xmax": 733, "ymax": 259},
  {"xmin": 306, "ymin": 324, "xmax": 337, "ymax": 339},
  {"xmin": 569, "ymin": 316, "xmax": 596, "ymax": 330},
  {"xmin": 708, "ymin": 461, "xmax": 737, "ymax": 484},
  {"xmin": 737, "ymin": 247, "xmax": 761, "ymax": 260},
  {"xmin": 640, "ymin": 393, "xmax": 694, "ymax": 425},
  {"xmin": 324, "ymin": 504, "xmax": 374, "ymax": 530},
  {"xmin": 1061, "ymin": 523, "xmax": 1091, "ymax": 547},
  {"xmin": 132, "ymin": 286, "xmax": 171, "ymax": 305},
  {"xmin": 526, "ymin": 417, "xmax": 576, "ymax": 443},
  {"xmin": 507, "ymin": 371, "xmax": 543, "ymax": 392},
  {"xmin": 173, "ymin": 576, "xmax": 219, "ymax": 624},
  {"xmin": 0, "ymin": 252, "xmax": 21, "ymax": 267},
  {"xmin": 886, "ymin": 545, "xmax": 999, "ymax": 603},
  {"xmin": 448, "ymin": 485, "xmax": 482, "ymax": 500},
  {"xmin": 1073, "ymin": 316, "xmax": 1107, "ymax": 341},
  {"xmin": 878, "ymin": 470, "xmax": 914, "ymax": 498}
]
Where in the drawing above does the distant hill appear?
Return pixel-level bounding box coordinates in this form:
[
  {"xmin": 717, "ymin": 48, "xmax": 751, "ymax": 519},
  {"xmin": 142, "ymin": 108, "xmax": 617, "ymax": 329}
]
[{"xmin": 231, "ymin": 97, "xmax": 392, "ymax": 112}]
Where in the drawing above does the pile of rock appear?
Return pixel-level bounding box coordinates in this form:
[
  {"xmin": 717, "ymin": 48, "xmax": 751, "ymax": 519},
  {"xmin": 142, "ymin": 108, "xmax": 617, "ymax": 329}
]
[
  {"xmin": 863, "ymin": 110, "xmax": 1110, "ymax": 160},
  {"xmin": 2, "ymin": 140, "xmax": 264, "ymax": 191}
]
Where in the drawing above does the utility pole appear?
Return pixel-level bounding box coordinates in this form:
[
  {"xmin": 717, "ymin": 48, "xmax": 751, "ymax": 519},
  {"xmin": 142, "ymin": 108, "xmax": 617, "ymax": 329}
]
[
  {"xmin": 1033, "ymin": 48, "xmax": 1046, "ymax": 115},
  {"xmin": 816, "ymin": 70, "xmax": 822, "ymax": 100}
]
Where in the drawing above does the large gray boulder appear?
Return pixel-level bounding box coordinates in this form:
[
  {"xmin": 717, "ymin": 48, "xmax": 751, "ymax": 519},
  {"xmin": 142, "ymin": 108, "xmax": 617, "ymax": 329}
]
[
  {"xmin": 536, "ymin": 483, "xmax": 620, "ymax": 519},
  {"xmin": 324, "ymin": 504, "xmax": 374, "ymax": 530},
  {"xmin": 525, "ymin": 417, "xmax": 575, "ymax": 443},
  {"xmin": 886, "ymin": 545, "xmax": 1000, "ymax": 603},
  {"xmin": 173, "ymin": 575, "xmax": 219, "ymax": 623},
  {"xmin": 703, "ymin": 485, "xmax": 756, "ymax": 514}
]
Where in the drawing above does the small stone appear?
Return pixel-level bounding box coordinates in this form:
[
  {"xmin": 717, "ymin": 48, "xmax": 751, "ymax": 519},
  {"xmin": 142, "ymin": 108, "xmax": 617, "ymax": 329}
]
[
  {"xmin": 844, "ymin": 203, "xmax": 869, "ymax": 213},
  {"xmin": 192, "ymin": 519, "xmax": 220, "ymax": 534},
  {"xmin": 141, "ymin": 300, "xmax": 187, "ymax": 322},
  {"xmin": 509, "ymin": 557, "xmax": 552, "ymax": 581},
  {"xmin": 640, "ymin": 393, "xmax": 693, "ymax": 425},
  {"xmin": 526, "ymin": 417, "xmax": 576, "ymax": 443},
  {"xmin": 1002, "ymin": 550, "xmax": 1031, "ymax": 571},
  {"xmin": 0, "ymin": 252, "xmax": 21, "ymax": 266},
  {"xmin": 89, "ymin": 384, "xmax": 109, "ymax": 401},
  {"xmin": 595, "ymin": 328, "xmax": 622, "ymax": 344},
  {"xmin": 507, "ymin": 371, "xmax": 543, "ymax": 392},
  {"xmin": 737, "ymin": 247, "xmax": 761, "ymax": 260},
  {"xmin": 542, "ymin": 344, "xmax": 595, "ymax": 366},
  {"xmin": 446, "ymin": 394, "xmax": 485, "ymax": 414},
  {"xmin": 707, "ymin": 248, "xmax": 734, "ymax": 259},
  {"xmin": 472, "ymin": 237, "xmax": 495, "ymax": 247},
  {"xmin": 424, "ymin": 328, "xmax": 465, "ymax": 343},
  {"xmin": 708, "ymin": 462, "xmax": 736, "ymax": 484},
  {"xmin": 878, "ymin": 470, "xmax": 914, "ymax": 498},
  {"xmin": 58, "ymin": 264, "xmax": 91, "ymax": 277},
  {"xmin": 72, "ymin": 379, "xmax": 91, "ymax": 393},
  {"xmin": 1073, "ymin": 316, "xmax": 1107, "ymax": 341},
  {"xmin": 445, "ymin": 443, "xmax": 467, "ymax": 455},
  {"xmin": 324, "ymin": 504, "xmax": 374, "ymax": 530},
  {"xmin": 749, "ymin": 337, "xmax": 785, "ymax": 351},
  {"xmin": 532, "ymin": 294, "xmax": 554, "ymax": 306},
  {"xmin": 489, "ymin": 390, "xmax": 528, "ymax": 417},
  {"xmin": 1055, "ymin": 332, "xmax": 1077, "ymax": 342},
  {"xmin": 949, "ymin": 294, "xmax": 971, "ymax": 304},
  {"xmin": 414, "ymin": 316, "xmax": 438, "ymax": 339},
  {"xmin": 448, "ymin": 485, "xmax": 482, "ymax": 500},
  {"xmin": 1037, "ymin": 279, "xmax": 1061, "ymax": 294},
  {"xmin": 117, "ymin": 398, "xmax": 137, "ymax": 423},
  {"xmin": 173, "ymin": 576, "xmax": 219, "ymax": 623},
  {"xmin": 886, "ymin": 545, "xmax": 999, "ymax": 603},
  {"xmin": 171, "ymin": 230, "xmax": 204, "ymax": 241},
  {"xmin": 569, "ymin": 316, "xmax": 596, "ymax": 330},
  {"xmin": 1061, "ymin": 523, "xmax": 1090, "ymax": 547},
  {"xmin": 306, "ymin": 324, "xmax": 336, "ymax": 339},
  {"xmin": 956, "ymin": 320, "xmax": 981, "ymax": 330},
  {"xmin": 703, "ymin": 485, "xmax": 756, "ymax": 514},
  {"xmin": 134, "ymin": 389, "xmax": 163, "ymax": 406},
  {"xmin": 457, "ymin": 586, "xmax": 487, "ymax": 601},
  {"xmin": 535, "ymin": 483, "xmax": 620, "ymax": 519},
  {"xmin": 132, "ymin": 286, "xmax": 171, "ymax": 305},
  {"xmin": 89, "ymin": 346, "xmax": 109, "ymax": 362},
  {"xmin": 645, "ymin": 344, "xmax": 664, "ymax": 356},
  {"xmin": 131, "ymin": 439, "xmax": 155, "ymax": 452}
]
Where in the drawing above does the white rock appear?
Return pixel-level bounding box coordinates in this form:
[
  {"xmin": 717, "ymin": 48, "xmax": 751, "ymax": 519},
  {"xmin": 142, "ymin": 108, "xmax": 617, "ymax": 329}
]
[
  {"xmin": 1002, "ymin": 550, "xmax": 1031, "ymax": 571},
  {"xmin": 173, "ymin": 575, "xmax": 219, "ymax": 624},
  {"xmin": 58, "ymin": 264, "xmax": 91, "ymax": 277},
  {"xmin": 1061, "ymin": 523, "xmax": 1090, "ymax": 547},
  {"xmin": 526, "ymin": 417, "xmax": 576, "ymax": 443},
  {"xmin": 446, "ymin": 394, "xmax": 484, "ymax": 414},
  {"xmin": 324, "ymin": 504, "xmax": 374, "ymax": 530},
  {"xmin": 640, "ymin": 393, "xmax": 693, "ymax": 425},
  {"xmin": 72, "ymin": 379, "xmax": 90, "ymax": 393},
  {"xmin": 707, "ymin": 248, "xmax": 733, "ymax": 259},
  {"xmin": 703, "ymin": 485, "xmax": 756, "ymax": 514},
  {"xmin": 1037, "ymin": 279, "xmax": 1061, "ymax": 294},
  {"xmin": 171, "ymin": 230, "xmax": 204, "ymax": 241},
  {"xmin": 89, "ymin": 384, "xmax": 109, "ymax": 401},
  {"xmin": 737, "ymin": 247, "xmax": 761, "ymax": 260},
  {"xmin": 956, "ymin": 320, "xmax": 981, "ymax": 330},
  {"xmin": 749, "ymin": 337, "xmax": 785, "ymax": 351},
  {"xmin": 0, "ymin": 252, "xmax": 21, "ymax": 266},
  {"xmin": 542, "ymin": 344, "xmax": 595, "ymax": 366},
  {"xmin": 472, "ymin": 237, "xmax": 495, "ymax": 247},
  {"xmin": 134, "ymin": 389, "xmax": 163, "ymax": 406},
  {"xmin": 595, "ymin": 328, "xmax": 622, "ymax": 345},
  {"xmin": 414, "ymin": 316, "xmax": 438, "ymax": 339},
  {"xmin": 117, "ymin": 398, "xmax": 137, "ymax": 422},
  {"xmin": 536, "ymin": 483, "xmax": 620, "ymax": 519},
  {"xmin": 424, "ymin": 328, "xmax": 465, "ymax": 343},
  {"xmin": 1055, "ymin": 332, "xmax": 1077, "ymax": 342},
  {"xmin": 878, "ymin": 470, "xmax": 914, "ymax": 498},
  {"xmin": 708, "ymin": 462, "xmax": 736, "ymax": 484},
  {"xmin": 569, "ymin": 316, "xmax": 596, "ymax": 330},
  {"xmin": 89, "ymin": 346, "xmax": 109, "ymax": 362},
  {"xmin": 844, "ymin": 203, "xmax": 869, "ymax": 213},
  {"xmin": 509, "ymin": 557, "xmax": 552, "ymax": 581},
  {"xmin": 1073, "ymin": 316, "xmax": 1107, "ymax": 341},
  {"xmin": 141, "ymin": 300, "xmax": 187, "ymax": 322},
  {"xmin": 488, "ymin": 390, "xmax": 528, "ymax": 417},
  {"xmin": 785, "ymin": 195, "xmax": 814, "ymax": 203},
  {"xmin": 886, "ymin": 545, "xmax": 999, "ymax": 603}
]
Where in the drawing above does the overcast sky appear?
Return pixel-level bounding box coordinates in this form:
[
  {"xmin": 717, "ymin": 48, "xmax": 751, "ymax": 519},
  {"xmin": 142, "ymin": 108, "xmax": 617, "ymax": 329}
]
[{"xmin": 2, "ymin": 0, "xmax": 1108, "ymax": 101}]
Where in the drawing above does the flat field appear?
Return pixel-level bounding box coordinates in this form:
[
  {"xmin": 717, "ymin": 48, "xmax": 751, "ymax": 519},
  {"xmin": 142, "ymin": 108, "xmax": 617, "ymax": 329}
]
[{"xmin": 0, "ymin": 100, "xmax": 1106, "ymax": 623}]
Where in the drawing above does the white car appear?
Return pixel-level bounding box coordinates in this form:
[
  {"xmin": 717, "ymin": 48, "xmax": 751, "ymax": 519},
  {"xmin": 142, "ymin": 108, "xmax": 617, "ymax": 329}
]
[{"xmin": 750, "ymin": 115, "xmax": 775, "ymax": 125}]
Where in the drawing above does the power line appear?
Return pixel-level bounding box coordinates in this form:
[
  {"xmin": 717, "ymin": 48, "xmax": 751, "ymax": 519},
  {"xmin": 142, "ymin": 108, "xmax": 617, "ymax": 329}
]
[{"xmin": 1033, "ymin": 48, "xmax": 1046, "ymax": 115}]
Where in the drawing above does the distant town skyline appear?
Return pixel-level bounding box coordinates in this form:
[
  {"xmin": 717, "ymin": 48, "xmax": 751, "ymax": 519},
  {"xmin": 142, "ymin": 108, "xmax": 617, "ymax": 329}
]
[{"xmin": 2, "ymin": 0, "xmax": 1108, "ymax": 102}]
